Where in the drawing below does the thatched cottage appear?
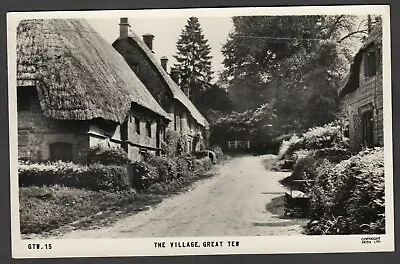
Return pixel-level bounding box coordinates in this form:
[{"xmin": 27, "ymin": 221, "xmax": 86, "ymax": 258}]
[
  {"xmin": 112, "ymin": 18, "xmax": 209, "ymax": 153},
  {"xmin": 339, "ymin": 22, "xmax": 383, "ymax": 151},
  {"xmin": 17, "ymin": 19, "xmax": 171, "ymax": 163}
]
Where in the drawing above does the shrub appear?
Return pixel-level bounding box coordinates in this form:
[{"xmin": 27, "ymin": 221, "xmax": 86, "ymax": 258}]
[
  {"xmin": 194, "ymin": 157, "xmax": 212, "ymax": 172},
  {"xmin": 306, "ymin": 148, "xmax": 385, "ymax": 235},
  {"xmin": 19, "ymin": 161, "xmax": 130, "ymax": 191},
  {"xmin": 278, "ymin": 120, "xmax": 349, "ymax": 161},
  {"xmin": 86, "ymin": 145, "xmax": 130, "ymax": 166},
  {"xmin": 129, "ymin": 161, "xmax": 159, "ymax": 189},
  {"xmin": 211, "ymin": 146, "xmax": 224, "ymax": 159},
  {"xmin": 147, "ymin": 156, "xmax": 178, "ymax": 182},
  {"xmin": 162, "ymin": 130, "xmax": 186, "ymax": 157}
]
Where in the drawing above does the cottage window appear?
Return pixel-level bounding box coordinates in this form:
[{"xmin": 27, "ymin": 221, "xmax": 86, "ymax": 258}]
[
  {"xmin": 135, "ymin": 118, "xmax": 140, "ymax": 134},
  {"xmin": 364, "ymin": 50, "xmax": 377, "ymax": 78},
  {"xmin": 361, "ymin": 110, "xmax": 374, "ymax": 147},
  {"xmin": 146, "ymin": 121, "xmax": 152, "ymax": 137},
  {"xmin": 49, "ymin": 142, "xmax": 72, "ymax": 162}
]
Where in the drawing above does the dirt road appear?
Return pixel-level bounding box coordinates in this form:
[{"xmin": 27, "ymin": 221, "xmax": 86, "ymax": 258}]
[{"xmin": 59, "ymin": 155, "xmax": 307, "ymax": 238}]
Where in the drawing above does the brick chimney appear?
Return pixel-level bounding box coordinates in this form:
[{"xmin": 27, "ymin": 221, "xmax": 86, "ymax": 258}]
[
  {"xmin": 142, "ymin": 34, "xmax": 154, "ymax": 52},
  {"xmin": 160, "ymin": 56, "xmax": 168, "ymax": 71},
  {"xmin": 119, "ymin": 17, "xmax": 130, "ymax": 39}
]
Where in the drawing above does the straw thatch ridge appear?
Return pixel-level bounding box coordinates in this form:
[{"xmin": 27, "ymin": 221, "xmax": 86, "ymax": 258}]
[
  {"xmin": 17, "ymin": 19, "xmax": 170, "ymax": 123},
  {"xmin": 115, "ymin": 31, "xmax": 209, "ymax": 128},
  {"xmin": 339, "ymin": 23, "xmax": 382, "ymax": 97}
]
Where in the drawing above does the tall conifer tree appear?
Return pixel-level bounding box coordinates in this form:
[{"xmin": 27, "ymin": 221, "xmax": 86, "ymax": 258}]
[{"xmin": 174, "ymin": 17, "xmax": 213, "ymax": 99}]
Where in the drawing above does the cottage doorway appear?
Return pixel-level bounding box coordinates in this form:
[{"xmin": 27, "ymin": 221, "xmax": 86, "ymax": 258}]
[
  {"xmin": 49, "ymin": 142, "xmax": 72, "ymax": 162},
  {"xmin": 361, "ymin": 110, "xmax": 374, "ymax": 147}
]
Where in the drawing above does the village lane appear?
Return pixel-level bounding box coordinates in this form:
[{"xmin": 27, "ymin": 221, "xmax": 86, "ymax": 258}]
[{"xmin": 59, "ymin": 155, "xmax": 307, "ymax": 238}]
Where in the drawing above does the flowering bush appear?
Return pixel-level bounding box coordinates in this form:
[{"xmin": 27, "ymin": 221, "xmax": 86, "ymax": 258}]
[
  {"xmin": 306, "ymin": 148, "xmax": 385, "ymax": 235},
  {"xmin": 19, "ymin": 161, "xmax": 130, "ymax": 191},
  {"xmin": 278, "ymin": 120, "xmax": 349, "ymax": 162}
]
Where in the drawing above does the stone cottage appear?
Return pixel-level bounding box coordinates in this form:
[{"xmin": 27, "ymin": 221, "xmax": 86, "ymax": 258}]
[
  {"xmin": 16, "ymin": 19, "xmax": 171, "ymax": 163},
  {"xmin": 339, "ymin": 22, "xmax": 383, "ymax": 151},
  {"xmin": 112, "ymin": 18, "xmax": 209, "ymax": 153}
]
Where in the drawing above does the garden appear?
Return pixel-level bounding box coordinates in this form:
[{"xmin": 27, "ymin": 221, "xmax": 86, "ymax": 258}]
[{"xmin": 274, "ymin": 119, "xmax": 385, "ymax": 235}]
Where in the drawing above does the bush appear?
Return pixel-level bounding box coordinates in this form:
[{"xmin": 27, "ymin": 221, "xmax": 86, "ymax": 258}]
[
  {"xmin": 278, "ymin": 120, "xmax": 349, "ymax": 161},
  {"xmin": 162, "ymin": 130, "xmax": 186, "ymax": 157},
  {"xmin": 86, "ymin": 145, "xmax": 130, "ymax": 166},
  {"xmin": 306, "ymin": 148, "xmax": 385, "ymax": 235},
  {"xmin": 211, "ymin": 146, "xmax": 224, "ymax": 159},
  {"xmin": 147, "ymin": 156, "xmax": 178, "ymax": 182},
  {"xmin": 19, "ymin": 161, "xmax": 130, "ymax": 191},
  {"xmin": 129, "ymin": 161, "xmax": 159, "ymax": 189},
  {"xmin": 194, "ymin": 157, "xmax": 212, "ymax": 172}
]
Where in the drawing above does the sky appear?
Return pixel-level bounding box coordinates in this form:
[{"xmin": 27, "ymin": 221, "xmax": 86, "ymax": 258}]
[{"xmin": 87, "ymin": 17, "xmax": 234, "ymax": 81}]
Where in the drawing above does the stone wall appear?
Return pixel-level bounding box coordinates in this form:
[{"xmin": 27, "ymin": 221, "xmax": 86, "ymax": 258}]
[{"xmin": 17, "ymin": 86, "xmax": 89, "ymax": 163}]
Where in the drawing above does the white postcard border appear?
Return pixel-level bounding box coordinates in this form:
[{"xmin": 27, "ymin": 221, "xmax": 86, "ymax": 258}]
[{"xmin": 7, "ymin": 5, "xmax": 394, "ymax": 258}]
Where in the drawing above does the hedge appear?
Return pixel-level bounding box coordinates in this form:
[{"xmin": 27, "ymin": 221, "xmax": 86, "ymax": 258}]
[
  {"xmin": 19, "ymin": 161, "xmax": 130, "ymax": 191},
  {"xmin": 129, "ymin": 156, "xmax": 212, "ymax": 191},
  {"xmin": 86, "ymin": 145, "xmax": 130, "ymax": 166},
  {"xmin": 306, "ymin": 148, "xmax": 385, "ymax": 235}
]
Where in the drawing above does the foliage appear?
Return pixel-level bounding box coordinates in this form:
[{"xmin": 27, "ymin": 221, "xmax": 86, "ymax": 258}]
[
  {"xmin": 173, "ymin": 17, "xmax": 213, "ymax": 98},
  {"xmin": 193, "ymin": 84, "xmax": 234, "ymax": 117},
  {"xmin": 210, "ymin": 102, "xmax": 277, "ymax": 147},
  {"xmin": 86, "ymin": 145, "xmax": 131, "ymax": 166},
  {"xmin": 147, "ymin": 156, "xmax": 178, "ymax": 182},
  {"xmin": 161, "ymin": 130, "xmax": 187, "ymax": 157},
  {"xmin": 129, "ymin": 156, "xmax": 213, "ymax": 192},
  {"xmin": 278, "ymin": 120, "xmax": 349, "ymax": 161},
  {"xmin": 221, "ymin": 15, "xmax": 364, "ymax": 132},
  {"xmin": 19, "ymin": 185, "xmax": 165, "ymax": 235},
  {"xmin": 306, "ymin": 148, "xmax": 385, "ymax": 235},
  {"xmin": 19, "ymin": 161, "xmax": 130, "ymax": 191},
  {"xmin": 211, "ymin": 146, "xmax": 224, "ymax": 159}
]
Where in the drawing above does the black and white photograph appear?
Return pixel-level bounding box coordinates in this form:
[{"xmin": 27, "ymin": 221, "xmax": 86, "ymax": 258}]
[{"xmin": 7, "ymin": 5, "xmax": 393, "ymax": 258}]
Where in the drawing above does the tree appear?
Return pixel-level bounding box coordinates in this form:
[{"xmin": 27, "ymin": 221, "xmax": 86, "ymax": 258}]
[
  {"xmin": 221, "ymin": 15, "xmax": 368, "ymax": 132},
  {"xmin": 174, "ymin": 17, "xmax": 213, "ymax": 100}
]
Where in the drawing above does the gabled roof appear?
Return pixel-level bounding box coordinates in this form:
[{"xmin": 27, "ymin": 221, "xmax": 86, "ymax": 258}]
[
  {"xmin": 113, "ymin": 31, "xmax": 209, "ymax": 128},
  {"xmin": 339, "ymin": 23, "xmax": 382, "ymax": 97},
  {"xmin": 17, "ymin": 19, "xmax": 170, "ymax": 123}
]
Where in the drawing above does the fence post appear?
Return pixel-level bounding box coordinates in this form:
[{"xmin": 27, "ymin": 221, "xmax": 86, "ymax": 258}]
[
  {"xmin": 247, "ymin": 140, "xmax": 250, "ymax": 149},
  {"xmin": 234, "ymin": 140, "xmax": 238, "ymax": 149}
]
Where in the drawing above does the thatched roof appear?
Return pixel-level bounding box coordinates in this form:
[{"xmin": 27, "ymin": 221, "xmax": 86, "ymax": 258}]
[
  {"xmin": 17, "ymin": 19, "xmax": 170, "ymax": 123},
  {"xmin": 339, "ymin": 23, "xmax": 382, "ymax": 97},
  {"xmin": 113, "ymin": 32, "xmax": 209, "ymax": 128}
]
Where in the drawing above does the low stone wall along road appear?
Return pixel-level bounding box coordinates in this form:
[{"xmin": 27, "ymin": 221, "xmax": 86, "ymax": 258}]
[{"xmin": 59, "ymin": 155, "xmax": 307, "ymax": 238}]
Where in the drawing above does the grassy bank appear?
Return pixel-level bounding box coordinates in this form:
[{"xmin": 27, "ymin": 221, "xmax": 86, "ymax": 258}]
[{"xmin": 19, "ymin": 163, "xmax": 219, "ymax": 237}]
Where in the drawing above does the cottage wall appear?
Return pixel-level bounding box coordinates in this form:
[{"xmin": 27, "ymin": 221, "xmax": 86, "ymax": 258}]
[
  {"xmin": 344, "ymin": 52, "xmax": 383, "ymax": 151},
  {"xmin": 17, "ymin": 86, "xmax": 89, "ymax": 163},
  {"xmin": 113, "ymin": 39, "xmax": 200, "ymax": 146},
  {"xmin": 88, "ymin": 122, "xmax": 122, "ymax": 149},
  {"xmin": 125, "ymin": 114, "xmax": 159, "ymax": 160}
]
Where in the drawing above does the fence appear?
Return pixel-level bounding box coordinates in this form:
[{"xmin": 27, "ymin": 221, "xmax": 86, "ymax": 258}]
[{"xmin": 227, "ymin": 140, "xmax": 250, "ymax": 150}]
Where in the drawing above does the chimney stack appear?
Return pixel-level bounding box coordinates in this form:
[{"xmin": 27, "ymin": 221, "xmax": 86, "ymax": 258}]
[
  {"xmin": 160, "ymin": 56, "xmax": 168, "ymax": 71},
  {"xmin": 119, "ymin": 17, "xmax": 130, "ymax": 39},
  {"xmin": 142, "ymin": 34, "xmax": 155, "ymax": 52}
]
